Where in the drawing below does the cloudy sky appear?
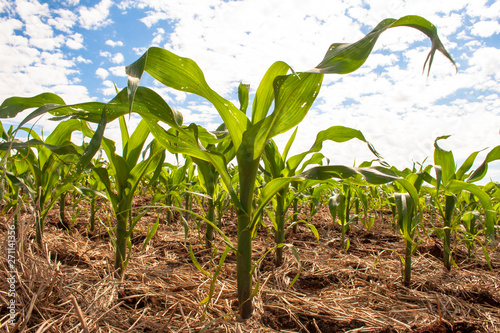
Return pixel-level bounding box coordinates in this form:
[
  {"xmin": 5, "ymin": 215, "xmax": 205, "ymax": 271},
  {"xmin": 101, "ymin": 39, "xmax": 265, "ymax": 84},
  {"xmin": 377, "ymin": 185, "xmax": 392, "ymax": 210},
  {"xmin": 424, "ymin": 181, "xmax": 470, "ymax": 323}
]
[{"xmin": 1, "ymin": 0, "xmax": 499, "ymax": 183}]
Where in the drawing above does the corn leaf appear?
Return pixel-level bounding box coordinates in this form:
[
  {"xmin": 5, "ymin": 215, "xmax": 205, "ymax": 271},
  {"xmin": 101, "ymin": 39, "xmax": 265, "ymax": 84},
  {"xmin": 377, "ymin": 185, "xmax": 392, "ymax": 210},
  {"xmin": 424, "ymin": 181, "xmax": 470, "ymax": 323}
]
[
  {"xmin": 126, "ymin": 47, "xmax": 249, "ymax": 149},
  {"xmin": 308, "ymin": 15, "xmax": 455, "ymax": 75}
]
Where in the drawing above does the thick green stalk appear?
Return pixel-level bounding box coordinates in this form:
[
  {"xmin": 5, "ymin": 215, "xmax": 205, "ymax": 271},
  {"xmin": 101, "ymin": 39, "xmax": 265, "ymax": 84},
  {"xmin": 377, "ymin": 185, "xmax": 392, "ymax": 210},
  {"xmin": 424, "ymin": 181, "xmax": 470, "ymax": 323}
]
[
  {"xmin": 205, "ymin": 198, "xmax": 215, "ymax": 248},
  {"xmin": 274, "ymin": 188, "xmax": 286, "ymax": 266},
  {"xmin": 35, "ymin": 213, "xmax": 43, "ymax": 248},
  {"xmin": 165, "ymin": 195, "xmax": 173, "ymax": 223},
  {"xmin": 236, "ymin": 157, "xmax": 259, "ymax": 320},
  {"xmin": 404, "ymin": 238, "xmax": 412, "ymax": 286},
  {"xmin": 292, "ymin": 197, "xmax": 298, "ymax": 234},
  {"xmin": 114, "ymin": 211, "xmax": 128, "ymax": 278},
  {"xmin": 58, "ymin": 192, "xmax": 68, "ymax": 229},
  {"xmin": 443, "ymin": 195, "xmax": 455, "ymax": 271},
  {"xmin": 89, "ymin": 196, "xmax": 96, "ymax": 232}
]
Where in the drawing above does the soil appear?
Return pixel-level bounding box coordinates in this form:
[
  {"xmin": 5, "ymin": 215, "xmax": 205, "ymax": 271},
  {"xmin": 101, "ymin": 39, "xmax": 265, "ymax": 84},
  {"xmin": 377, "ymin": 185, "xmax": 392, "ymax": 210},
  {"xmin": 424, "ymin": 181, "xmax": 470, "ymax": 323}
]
[{"xmin": 0, "ymin": 196, "xmax": 499, "ymax": 332}]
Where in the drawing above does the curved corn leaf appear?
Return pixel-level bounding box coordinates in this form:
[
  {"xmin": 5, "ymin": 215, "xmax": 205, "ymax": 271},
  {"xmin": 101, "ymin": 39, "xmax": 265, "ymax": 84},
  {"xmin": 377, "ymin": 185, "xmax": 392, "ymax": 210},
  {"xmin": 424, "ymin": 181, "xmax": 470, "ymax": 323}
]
[
  {"xmin": 252, "ymin": 61, "xmax": 292, "ymax": 123},
  {"xmin": 0, "ymin": 139, "xmax": 79, "ymax": 155},
  {"xmin": 0, "ymin": 93, "xmax": 65, "ymax": 120},
  {"xmin": 308, "ymin": 15, "xmax": 456, "ymax": 75},
  {"xmin": 240, "ymin": 72, "xmax": 323, "ymax": 162},
  {"xmin": 126, "ymin": 47, "xmax": 249, "ymax": 149},
  {"xmin": 447, "ymin": 180, "xmax": 496, "ymax": 242},
  {"xmin": 287, "ymin": 125, "xmax": 380, "ymax": 172},
  {"xmin": 296, "ymin": 165, "xmax": 399, "ymax": 184},
  {"xmin": 467, "ymin": 145, "xmax": 500, "ymax": 183},
  {"xmin": 434, "ymin": 136, "xmax": 456, "ymax": 185},
  {"xmin": 238, "ymin": 83, "xmax": 250, "ymax": 114}
]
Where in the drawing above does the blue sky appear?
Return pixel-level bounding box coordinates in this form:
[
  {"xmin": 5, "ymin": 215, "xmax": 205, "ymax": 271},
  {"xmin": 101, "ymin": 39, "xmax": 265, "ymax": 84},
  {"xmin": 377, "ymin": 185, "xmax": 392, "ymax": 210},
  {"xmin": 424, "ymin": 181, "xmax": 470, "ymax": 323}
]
[{"xmin": 1, "ymin": 0, "xmax": 500, "ymax": 182}]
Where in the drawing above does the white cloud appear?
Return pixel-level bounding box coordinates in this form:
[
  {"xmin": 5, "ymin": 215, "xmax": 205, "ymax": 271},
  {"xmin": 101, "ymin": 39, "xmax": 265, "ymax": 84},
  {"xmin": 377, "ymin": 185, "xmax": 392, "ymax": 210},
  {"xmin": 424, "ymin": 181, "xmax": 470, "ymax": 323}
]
[
  {"xmin": 95, "ymin": 67, "xmax": 109, "ymax": 79},
  {"xmin": 76, "ymin": 55, "xmax": 92, "ymax": 64},
  {"xmin": 66, "ymin": 32, "xmax": 84, "ymax": 49},
  {"xmin": 78, "ymin": 0, "xmax": 113, "ymax": 30},
  {"xmin": 2, "ymin": 0, "xmax": 500, "ymax": 182},
  {"xmin": 101, "ymin": 80, "xmax": 117, "ymax": 96},
  {"xmin": 140, "ymin": 11, "xmax": 169, "ymax": 28},
  {"xmin": 48, "ymin": 9, "xmax": 77, "ymax": 33},
  {"xmin": 152, "ymin": 28, "xmax": 165, "ymax": 45},
  {"xmin": 111, "ymin": 52, "xmax": 124, "ymax": 64},
  {"xmin": 109, "ymin": 66, "xmax": 126, "ymax": 76},
  {"xmin": 99, "ymin": 50, "xmax": 112, "ymax": 58},
  {"xmin": 471, "ymin": 20, "xmax": 500, "ymax": 37},
  {"xmin": 105, "ymin": 39, "xmax": 123, "ymax": 47}
]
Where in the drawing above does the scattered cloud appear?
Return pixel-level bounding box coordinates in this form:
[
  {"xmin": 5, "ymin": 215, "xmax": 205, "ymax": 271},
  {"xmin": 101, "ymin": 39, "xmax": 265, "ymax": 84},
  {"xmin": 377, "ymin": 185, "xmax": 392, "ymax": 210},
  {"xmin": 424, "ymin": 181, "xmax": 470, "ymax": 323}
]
[
  {"xmin": 1, "ymin": 0, "xmax": 499, "ymax": 181},
  {"xmin": 76, "ymin": 55, "xmax": 92, "ymax": 64},
  {"xmin": 66, "ymin": 32, "xmax": 84, "ymax": 49},
  {"xmin": 470, "ymin": 20, "xmax": 500, "ymax": 37},
  {"xmin": 47, "ymin": 9, "xmax": 77, "ymax": 33},
  {"xmin": 95, "ymin": 67, "xmax": 109, "ymax": 79},
  {"xmin": 108, "ymin": 66, "xmax": 126, "ymax": 77},
  {"xmin": 111, "ymin": 52, "xmax": 124, "ymax": 64},
  {"xmin": 101, "ymin": 80, "xmax": 120, "ymax": 96},
  {"xmin": 152, "ymin": 28, "xmax": 165, "ymax": 45},
  {"xmin": 78, "ymin": 0, "xmax": 113, "ymax": 30},
  {"xmin": 105, "ymin": 39, "xmax": 123, "ymax": 47},
  {"xmin": 99, "ymin": 50, "xmax": 112, "ymax": 58}
]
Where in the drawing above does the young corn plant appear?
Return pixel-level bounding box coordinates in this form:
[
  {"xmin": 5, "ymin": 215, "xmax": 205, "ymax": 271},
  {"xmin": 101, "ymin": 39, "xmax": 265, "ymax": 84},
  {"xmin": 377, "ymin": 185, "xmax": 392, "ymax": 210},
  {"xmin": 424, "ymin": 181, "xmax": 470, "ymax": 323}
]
[
  {"xmin": 262, "ymin": 125, "xmax": 380, "ymax": 265},
  {"xmin": 125, "ymin": 16, "xmax": 455, "ymax": 319},
  {"xmin": 422, "ymin": 136, "xmax": 499, "ymax": 270},
  {"xmin": 329, "ymin": 181, "xmax": 357, "ymax": 251},
  {"xmin": 0, "ymin": 120, "xmax": 87, "ymax": 246},
  {"xmin": 89, "ymin": 116, "xmax": 165, "ymax": 277},
  {"xmin": 394, "ymin": 191, "xmax": 419, "ymax": 286}
]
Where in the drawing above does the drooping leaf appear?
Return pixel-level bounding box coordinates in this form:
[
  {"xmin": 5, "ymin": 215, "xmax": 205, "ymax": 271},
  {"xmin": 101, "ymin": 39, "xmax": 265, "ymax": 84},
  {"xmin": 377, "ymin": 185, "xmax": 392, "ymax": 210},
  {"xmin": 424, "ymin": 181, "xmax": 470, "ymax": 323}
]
[
  {"xmin": 467, "ymin": 145, "xmax": 500, "ymax": 183},
  {"xmin": 308, "ymin": 15, "xmax": 456, "ymax": 75}
]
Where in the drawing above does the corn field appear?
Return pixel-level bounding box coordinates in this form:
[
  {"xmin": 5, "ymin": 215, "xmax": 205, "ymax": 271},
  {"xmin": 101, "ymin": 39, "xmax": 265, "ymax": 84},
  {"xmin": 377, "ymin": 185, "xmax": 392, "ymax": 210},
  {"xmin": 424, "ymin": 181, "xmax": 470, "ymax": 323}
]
[{"xmin": 1, "ymin": 16, "xmax": 499, "ymax": 332}]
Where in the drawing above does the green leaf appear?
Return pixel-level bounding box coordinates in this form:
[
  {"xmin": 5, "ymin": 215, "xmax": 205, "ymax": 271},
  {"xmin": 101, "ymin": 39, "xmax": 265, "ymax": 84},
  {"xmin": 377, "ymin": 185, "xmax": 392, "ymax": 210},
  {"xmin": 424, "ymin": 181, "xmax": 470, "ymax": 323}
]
[
  {"xmin": 0, "ymin": 93, "xmax": 65, "ymax": 119},
  {"xmin": 456, "ymin": 150, "xmax": 481, "ymax": 180},
  {"xmin": 238, "ymin": 82, "xmax": 250, "ymax": 114},
  {"xmin": 434, "ymin": 136, "xmax": 456, "ymax": 186},
  {"xmin": 308, "ymin": 15, "xmax": 455, "ymax": 75},
  {"xmin": 296, "ymin": 165, "xmax": 399, "ymax": 184},
  {"xmin": 0, "ymin": 139, "xmax": 79, "ymax": 155},
  {"xmin": 467, "ymin": 145, "xmax": 500, "ymax": 183},
  {"xmin": 447, "ymin": 180, "xmax": 495, "ymax": 242},
  {"xmin": 241, "ymin": 72, "xmax": 323, "ymax": 162},
  {"xmin": 126, "ymin": 47, "xmax": 250, "ymax": 149},
  {"xmin": 142, "ymin": 216, "xmax": 160, "ymax": 251},
  {"xmin": 283, "ymin": 127, "xmax": 298, "ymax": 162},
  {"xmin": 252, "ymin": 61, "xmax": 292, "ymax": 124},
  {"xmin": 124, "ymin": 119, "xmax": 150, "ymax": 167},
  {"xmin": 74, "ymin": 110, "xmax": 107, "ymax": 175},
  {"xmin": 287, "ymin": 125, "xmax": 379, "ymax": 172}
]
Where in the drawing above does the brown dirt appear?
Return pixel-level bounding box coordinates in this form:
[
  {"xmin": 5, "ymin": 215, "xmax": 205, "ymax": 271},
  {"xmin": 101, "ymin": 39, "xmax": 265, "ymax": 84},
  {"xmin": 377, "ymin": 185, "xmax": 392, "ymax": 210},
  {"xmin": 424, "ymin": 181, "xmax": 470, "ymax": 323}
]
[{"xmin": 0, "ymin": 197, "xmax": 499, "ymax": 332}]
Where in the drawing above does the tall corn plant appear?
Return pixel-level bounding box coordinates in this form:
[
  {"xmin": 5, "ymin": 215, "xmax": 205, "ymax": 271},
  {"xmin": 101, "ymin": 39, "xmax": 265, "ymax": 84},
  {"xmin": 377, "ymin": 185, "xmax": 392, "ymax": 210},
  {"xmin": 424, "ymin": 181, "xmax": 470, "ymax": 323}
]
[{"xmin": 126, "ymin": 16, "xmax": 454, "ymax": 319}]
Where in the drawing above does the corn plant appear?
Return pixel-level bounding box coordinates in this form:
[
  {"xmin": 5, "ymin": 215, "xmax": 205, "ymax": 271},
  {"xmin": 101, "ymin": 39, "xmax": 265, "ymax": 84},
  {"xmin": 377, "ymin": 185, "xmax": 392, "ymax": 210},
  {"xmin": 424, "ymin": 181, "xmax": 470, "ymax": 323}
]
[
  {"xmin": 394, "ymin": 192, "xmax": 419, "ymax": 286},
  {"xmin": 89, "ymin": 116, "xmax": 165, "ymax": 277},
  {"xmin": 124, "ymin": 16, "xmax": 455, "ymax": 319},
  {"xmin": 0, "ymin": 119, "xmax": 88, "ymax": 246},
  {"xmin": 262, "ymin": 125, "xmax": 379, "ymax": 265},
  {"xmin": 329, "ymin": 182, "xmax": 355, "ymax": 250},
  {"xmin": 421, "ymin": 136, "xmax": 498, "ymax": 270}
]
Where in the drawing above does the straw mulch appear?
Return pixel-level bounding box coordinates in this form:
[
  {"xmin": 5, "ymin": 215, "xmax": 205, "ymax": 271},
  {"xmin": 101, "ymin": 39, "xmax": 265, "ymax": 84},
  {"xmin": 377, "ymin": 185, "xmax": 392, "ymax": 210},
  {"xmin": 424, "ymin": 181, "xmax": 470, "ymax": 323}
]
[{"xmin": 1, "ymin": 199, "xmax": 499, "ymax": 332}]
